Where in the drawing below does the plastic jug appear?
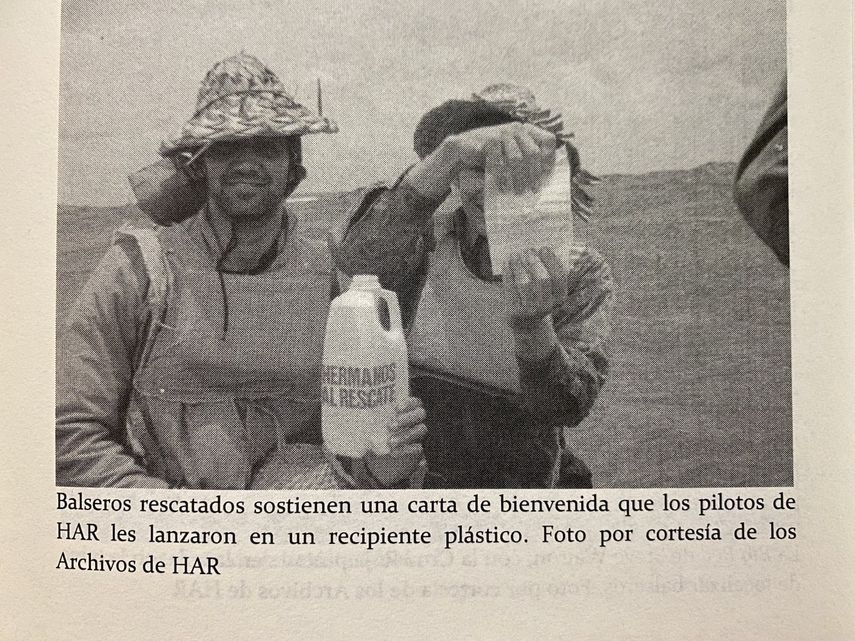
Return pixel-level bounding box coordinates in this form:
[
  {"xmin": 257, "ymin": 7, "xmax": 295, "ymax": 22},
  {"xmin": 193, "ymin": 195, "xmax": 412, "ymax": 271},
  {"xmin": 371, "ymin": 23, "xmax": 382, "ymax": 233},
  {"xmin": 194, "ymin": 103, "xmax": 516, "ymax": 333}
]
[{"xmin": 321, "ymin": 275, "xmax": 409, "ymax": 457}]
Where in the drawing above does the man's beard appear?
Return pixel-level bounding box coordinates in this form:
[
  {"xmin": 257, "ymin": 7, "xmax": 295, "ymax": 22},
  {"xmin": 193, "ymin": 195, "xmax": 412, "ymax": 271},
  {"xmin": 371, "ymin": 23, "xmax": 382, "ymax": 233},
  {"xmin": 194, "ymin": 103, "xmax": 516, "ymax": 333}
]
[{"xmin": 211, "ymin": 182, "xmax": 282, "ymax": 220}]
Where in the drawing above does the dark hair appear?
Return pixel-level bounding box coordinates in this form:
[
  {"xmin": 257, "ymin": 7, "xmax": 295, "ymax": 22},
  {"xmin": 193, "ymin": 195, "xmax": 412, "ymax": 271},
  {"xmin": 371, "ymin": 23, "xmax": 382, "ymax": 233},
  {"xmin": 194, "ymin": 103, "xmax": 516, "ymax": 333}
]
[
  {"xmin": 413, "ymin": 99, "xmax": 582, "ymax": 178},
  {"xmin": 413, "ymin": 99, "xmax": 520, "ymax": 159}
]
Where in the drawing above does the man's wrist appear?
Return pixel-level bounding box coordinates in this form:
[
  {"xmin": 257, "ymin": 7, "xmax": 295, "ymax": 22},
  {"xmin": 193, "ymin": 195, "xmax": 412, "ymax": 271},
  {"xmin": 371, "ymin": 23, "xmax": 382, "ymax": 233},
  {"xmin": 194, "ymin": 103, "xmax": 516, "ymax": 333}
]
[{"xmin": 402, "ymin": 137, "xmax": 459, "ymax": 201}]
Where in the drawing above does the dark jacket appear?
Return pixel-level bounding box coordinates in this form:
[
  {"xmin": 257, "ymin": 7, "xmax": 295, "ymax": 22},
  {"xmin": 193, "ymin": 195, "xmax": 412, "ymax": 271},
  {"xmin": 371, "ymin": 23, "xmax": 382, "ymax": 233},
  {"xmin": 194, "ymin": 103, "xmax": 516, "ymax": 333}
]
[{"xmin": 735, "ymin": 77, "xmax": 789, "ymax": 265}]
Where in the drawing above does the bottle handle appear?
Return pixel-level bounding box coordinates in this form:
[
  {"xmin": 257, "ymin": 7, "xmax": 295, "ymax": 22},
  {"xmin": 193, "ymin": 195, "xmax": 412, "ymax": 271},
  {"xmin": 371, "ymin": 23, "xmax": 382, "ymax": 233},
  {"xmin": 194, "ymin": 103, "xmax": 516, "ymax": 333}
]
[
  {"xmin": 365, "ymin": 289, "xmax": 401, "ymax": 457},
  {"xmin": 376, "ymin": 288, "xmax": 403, "ymax": 335},
  {"xmin": 376, "ymin": 288, "xmax": 409, "ymax": 400}
]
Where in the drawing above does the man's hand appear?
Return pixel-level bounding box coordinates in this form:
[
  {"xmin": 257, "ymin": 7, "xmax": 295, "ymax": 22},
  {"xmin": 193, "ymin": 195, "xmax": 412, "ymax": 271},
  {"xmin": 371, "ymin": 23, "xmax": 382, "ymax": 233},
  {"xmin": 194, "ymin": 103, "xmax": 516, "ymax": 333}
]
[
  {"xmin": 364, "ymin": 396, "xmax": 427, "ymax": 487},
  {"xmin": 404, "ymin": 122, "xmax": 558, "ymax": 200},
  {"xmin": 503, "ymin": 248, "xmax": 567, "ymax": 362}
]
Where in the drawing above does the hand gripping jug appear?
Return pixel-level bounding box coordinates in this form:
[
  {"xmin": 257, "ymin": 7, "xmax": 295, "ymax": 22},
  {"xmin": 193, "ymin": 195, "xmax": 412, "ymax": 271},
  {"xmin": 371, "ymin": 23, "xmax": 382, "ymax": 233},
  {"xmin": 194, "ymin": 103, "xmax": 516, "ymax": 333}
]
[{"xmin": 322, "ymin": 275, "xmax": 409, "ymax": 457}]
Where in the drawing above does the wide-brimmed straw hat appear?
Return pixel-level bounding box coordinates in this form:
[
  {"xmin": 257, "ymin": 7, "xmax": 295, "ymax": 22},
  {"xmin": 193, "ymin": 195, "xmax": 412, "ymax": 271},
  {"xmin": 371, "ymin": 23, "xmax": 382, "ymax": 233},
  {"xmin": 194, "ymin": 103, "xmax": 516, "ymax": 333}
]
[
  {"xmin": 413, "ymin": 83, "xmax": 599, "ymax": 219},
  {"xmin": 160, "ymin": 53, "xmax": 338, "ymax": 157},
  {"xmin": 473, "ymin": 83, "xmax": 568, "ymax": 138}
]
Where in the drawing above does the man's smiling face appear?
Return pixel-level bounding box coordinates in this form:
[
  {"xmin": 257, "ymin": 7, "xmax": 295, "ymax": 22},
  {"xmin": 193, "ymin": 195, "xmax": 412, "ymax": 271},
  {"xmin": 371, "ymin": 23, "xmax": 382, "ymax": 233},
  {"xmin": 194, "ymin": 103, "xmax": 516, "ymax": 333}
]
[{"xmin": 203, "ymin": 137, "xmax": 292, "ymax": 220}]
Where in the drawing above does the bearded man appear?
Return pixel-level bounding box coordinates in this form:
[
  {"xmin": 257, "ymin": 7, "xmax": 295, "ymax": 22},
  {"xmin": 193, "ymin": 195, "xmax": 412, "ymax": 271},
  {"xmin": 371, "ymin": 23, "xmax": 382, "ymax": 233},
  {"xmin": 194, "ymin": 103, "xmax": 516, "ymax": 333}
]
[{"xmin": 56, "ymin": 54, "xmax": 426, "ymax": 489}]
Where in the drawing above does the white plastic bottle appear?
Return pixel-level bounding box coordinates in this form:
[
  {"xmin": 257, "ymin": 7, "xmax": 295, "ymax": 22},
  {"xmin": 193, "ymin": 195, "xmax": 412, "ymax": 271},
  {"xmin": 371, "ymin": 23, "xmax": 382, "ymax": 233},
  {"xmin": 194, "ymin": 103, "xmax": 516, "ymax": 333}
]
[{"xmin": 321, "ymin": 275, "xmax": 409, "ymax": 457}]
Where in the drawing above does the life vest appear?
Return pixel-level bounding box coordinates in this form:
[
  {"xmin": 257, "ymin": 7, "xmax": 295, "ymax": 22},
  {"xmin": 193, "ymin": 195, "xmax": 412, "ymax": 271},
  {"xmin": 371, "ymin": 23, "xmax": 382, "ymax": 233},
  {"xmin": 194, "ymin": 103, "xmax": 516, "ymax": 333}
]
[
  {"xmin": 116, "ymin": 217, "xmax": 337, "ymax": 489},
  {"xmin": 407, "ymin": 204, "xmax": 523, "ymax": 394}
]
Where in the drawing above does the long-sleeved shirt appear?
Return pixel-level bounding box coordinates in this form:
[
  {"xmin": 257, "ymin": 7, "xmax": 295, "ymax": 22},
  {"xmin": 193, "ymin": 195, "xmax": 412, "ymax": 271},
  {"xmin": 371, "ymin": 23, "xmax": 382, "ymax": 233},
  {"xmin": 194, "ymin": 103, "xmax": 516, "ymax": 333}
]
[
  {"xmin": 57, "ymin": 235, "xmax": 169, "ymax": 487},
  {"xmin": 333, "ymin": 179, "xmax": 614, "ymax": 488}
]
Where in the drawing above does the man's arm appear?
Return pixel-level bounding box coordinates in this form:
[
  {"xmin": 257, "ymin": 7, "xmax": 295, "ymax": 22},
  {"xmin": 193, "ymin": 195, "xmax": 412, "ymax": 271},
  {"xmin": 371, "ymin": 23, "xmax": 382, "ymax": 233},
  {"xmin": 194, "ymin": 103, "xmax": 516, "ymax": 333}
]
[
  {"xmin": 332, "ymin": 135, "xmax": 466, "ymax": 318},
  {"xmin": 332, "ymin": 124, "xmax": 557, "ymax": 320},
  {"xmin": 512, "ymin": 247, "xmax": 614, "ymax": 426},
  {"xmin": 56, "ymin": 242, "xmax": 169, "ymax": 488},
  {"xmin": 331, "ymin": 178, "xmax": 442, "ymax": 324}
]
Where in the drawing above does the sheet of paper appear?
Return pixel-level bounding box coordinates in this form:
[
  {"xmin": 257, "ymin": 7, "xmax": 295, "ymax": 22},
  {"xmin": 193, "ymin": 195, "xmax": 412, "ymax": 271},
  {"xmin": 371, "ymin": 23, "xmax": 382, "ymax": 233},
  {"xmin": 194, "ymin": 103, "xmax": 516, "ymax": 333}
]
[{"xmin": 483, "ymin": 145, "xmax": 574, "ymax": 275}]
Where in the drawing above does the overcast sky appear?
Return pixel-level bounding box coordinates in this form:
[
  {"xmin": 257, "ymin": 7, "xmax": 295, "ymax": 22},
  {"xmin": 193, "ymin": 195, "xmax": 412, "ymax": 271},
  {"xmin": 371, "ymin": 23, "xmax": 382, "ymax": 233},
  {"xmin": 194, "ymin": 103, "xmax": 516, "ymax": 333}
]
[{"xmin": 58, "ymin": 0, "xmax": 786, "ymax": 205}]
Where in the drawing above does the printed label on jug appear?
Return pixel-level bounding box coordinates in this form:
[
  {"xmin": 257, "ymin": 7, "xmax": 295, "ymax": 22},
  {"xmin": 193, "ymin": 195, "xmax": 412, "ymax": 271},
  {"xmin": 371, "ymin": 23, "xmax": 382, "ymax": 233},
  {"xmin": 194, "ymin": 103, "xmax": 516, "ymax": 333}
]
[{"xmin": 322, "ymin": 363, "xmax": 396, "ymax": 409}]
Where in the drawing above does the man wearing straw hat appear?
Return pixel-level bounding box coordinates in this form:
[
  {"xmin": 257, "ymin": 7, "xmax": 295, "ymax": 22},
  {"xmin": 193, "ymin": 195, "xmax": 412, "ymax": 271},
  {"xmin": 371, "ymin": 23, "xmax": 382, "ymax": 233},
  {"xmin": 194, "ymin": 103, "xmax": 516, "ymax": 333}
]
[
  {"xmin": 56, "ymin": 53, "xmax": 427, "ymax": 489},
  {"xmin": 334, "ymin": 84, "xmax": 613, "ymax": 488}
]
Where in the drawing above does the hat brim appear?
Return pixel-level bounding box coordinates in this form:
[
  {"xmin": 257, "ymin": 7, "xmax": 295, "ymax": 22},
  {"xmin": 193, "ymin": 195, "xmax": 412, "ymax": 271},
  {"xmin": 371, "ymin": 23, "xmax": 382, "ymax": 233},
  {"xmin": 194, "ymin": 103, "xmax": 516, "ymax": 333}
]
[{"xmin": 160, "ymin": 90, "xmax": 337, "ymax": 156}]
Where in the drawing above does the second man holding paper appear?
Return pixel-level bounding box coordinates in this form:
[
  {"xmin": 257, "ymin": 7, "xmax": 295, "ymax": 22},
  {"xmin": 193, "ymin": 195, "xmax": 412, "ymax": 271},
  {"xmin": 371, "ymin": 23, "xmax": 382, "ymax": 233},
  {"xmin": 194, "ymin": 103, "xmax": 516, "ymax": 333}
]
[{"xmin": 334, "ymin": 84, "xmax": 614, "ymax": 488}]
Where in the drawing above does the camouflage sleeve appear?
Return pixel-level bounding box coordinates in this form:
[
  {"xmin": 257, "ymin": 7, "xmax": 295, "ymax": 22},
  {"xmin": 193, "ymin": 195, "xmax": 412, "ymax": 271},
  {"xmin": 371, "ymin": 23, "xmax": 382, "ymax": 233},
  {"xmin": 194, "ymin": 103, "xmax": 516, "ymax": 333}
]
[
  {"xmin": 516, "ymin": 246, "xmax": 614, "ymax": 427},
  {"xmin": 330, "ymin": 173, "xmax": 444, "ymax": 325}
]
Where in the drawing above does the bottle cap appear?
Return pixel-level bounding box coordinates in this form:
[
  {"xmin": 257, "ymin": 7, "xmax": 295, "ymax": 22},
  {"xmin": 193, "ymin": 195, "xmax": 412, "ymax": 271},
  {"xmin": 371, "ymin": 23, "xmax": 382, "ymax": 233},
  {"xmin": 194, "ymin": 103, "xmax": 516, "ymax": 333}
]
[{"xmin": 350, "ymin": 274, "xmax": 381, "ymax": 290}]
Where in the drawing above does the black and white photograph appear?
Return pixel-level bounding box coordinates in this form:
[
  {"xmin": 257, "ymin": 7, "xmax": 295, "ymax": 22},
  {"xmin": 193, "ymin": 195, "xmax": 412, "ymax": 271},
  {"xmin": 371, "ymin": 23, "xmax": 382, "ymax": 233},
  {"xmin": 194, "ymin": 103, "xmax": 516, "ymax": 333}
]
[{"xmin": 56, "ymin": 0, "xmax": 791, "ymax": 491}]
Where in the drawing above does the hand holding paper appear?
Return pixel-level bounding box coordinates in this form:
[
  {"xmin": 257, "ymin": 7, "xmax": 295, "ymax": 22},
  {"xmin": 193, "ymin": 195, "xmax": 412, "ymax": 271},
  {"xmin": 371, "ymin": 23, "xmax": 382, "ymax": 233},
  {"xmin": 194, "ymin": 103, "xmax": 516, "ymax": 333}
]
[
  {"xmin": 502, "ymin": 248, "xmax": 567, "ymax": 361},
  {"xmin": 402, "ymin": 121, "xmax": 557, "ymax": 201},
  {"xmin": 503, "ymin": 247, "xmax": 569, "ymax": 325}
]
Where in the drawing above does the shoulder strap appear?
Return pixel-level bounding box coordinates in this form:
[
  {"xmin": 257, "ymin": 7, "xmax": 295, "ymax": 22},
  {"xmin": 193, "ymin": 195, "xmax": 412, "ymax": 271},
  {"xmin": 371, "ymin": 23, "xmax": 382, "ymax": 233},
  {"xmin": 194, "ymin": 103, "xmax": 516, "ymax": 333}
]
[
  {"xmin": 112, "ymin": 223, "xmax": 172, "ymax": 369},
  {"xmin": 113, "ymin": 223, "xmax": 170, "ymax": 309}
]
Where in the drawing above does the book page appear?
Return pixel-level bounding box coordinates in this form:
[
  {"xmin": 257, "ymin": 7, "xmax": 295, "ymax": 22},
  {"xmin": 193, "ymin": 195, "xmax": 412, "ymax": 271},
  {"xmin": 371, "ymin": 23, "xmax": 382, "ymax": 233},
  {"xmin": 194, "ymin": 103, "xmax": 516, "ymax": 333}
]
[{"xmin": 1, "ymin": 0, "xmax": 854, "ymax": 640}]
